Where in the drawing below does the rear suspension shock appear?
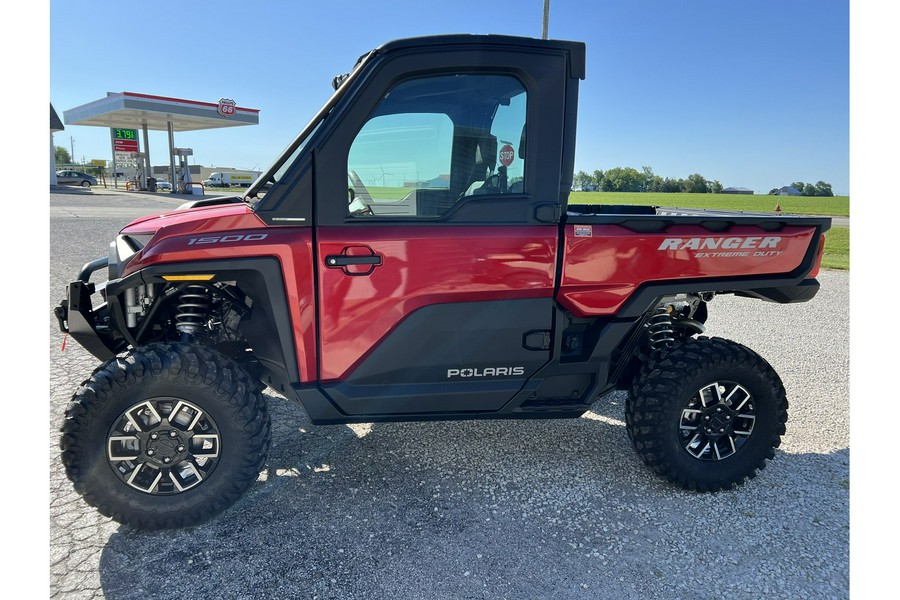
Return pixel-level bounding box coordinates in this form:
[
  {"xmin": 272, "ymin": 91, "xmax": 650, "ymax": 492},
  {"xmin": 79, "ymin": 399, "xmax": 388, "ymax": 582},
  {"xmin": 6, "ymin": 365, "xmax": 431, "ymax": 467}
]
[{"xmin": 647, "ymin": 306, "xmax": 675, "ymax": 352}]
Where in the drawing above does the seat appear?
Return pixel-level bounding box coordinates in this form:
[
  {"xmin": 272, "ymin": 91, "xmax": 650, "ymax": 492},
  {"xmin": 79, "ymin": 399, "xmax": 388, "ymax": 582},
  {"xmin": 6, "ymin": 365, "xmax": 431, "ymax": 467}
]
[{"xmin": 454, "ymin": 129, "xmax": 497, "ymax": 198}]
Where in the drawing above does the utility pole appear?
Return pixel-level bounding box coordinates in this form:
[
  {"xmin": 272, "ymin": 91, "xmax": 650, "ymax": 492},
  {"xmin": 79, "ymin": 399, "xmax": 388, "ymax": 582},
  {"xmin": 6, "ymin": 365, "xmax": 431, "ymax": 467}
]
[
  {"xmin": 542, "ymin": 0, "xmax": 550, "ymax": 39},
  {"xmin": 70, "ymin": 137, "xmax": 75, "ymax": 165}
]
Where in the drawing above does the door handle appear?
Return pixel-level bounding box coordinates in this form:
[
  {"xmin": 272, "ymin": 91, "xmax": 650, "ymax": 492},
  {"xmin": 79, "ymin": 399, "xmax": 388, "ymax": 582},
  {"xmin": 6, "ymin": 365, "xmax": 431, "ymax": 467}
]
[
  {"xmin": 324, "ymin": 247, "xmax": 383, "ymax": 276},
  {"xmin": 325, "ymin": 255, "xmax": 382, "ymax": 267}
]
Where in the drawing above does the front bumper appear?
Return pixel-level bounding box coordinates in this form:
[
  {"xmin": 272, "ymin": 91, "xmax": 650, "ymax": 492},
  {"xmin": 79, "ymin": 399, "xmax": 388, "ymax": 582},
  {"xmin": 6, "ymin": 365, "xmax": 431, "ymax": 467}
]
[
  {"xmin": 56, "ymin": 279, "xmax": 118, "ymax": 361},
  {"xmin": 53, "ymin": 235, "xmax": 149, "ymax": 360},
  {"xmin": 55, "ymin": 248, "xmax": 133, "ymax": 362}
]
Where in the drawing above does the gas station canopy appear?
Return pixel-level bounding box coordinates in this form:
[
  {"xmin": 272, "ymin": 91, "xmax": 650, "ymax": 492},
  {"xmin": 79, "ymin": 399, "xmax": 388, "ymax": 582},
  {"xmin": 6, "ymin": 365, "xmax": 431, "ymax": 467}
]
[
  {"xmin": 63, "ymin": 92, "xmax": 260, "ymax": 193},
  {"xmin": 64, "ymin": 92, "xmax": 259, "ymax": 131}
]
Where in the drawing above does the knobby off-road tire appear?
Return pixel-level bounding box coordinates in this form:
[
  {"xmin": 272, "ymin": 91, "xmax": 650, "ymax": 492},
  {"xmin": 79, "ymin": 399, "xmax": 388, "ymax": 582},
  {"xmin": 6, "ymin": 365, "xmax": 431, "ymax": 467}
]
[
  {"xmin": 60, "ymin": 343, "xmax": 271, "ymax": 529},
  {"xmin": 625, "ymin": 337, "xmax": 788, "ymax": 492}
]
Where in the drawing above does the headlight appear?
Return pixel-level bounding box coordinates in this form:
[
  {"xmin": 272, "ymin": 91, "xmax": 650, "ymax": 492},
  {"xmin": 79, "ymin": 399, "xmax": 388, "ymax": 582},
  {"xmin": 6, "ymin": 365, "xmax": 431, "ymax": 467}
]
[
  {"xmin": 109, "ymin": 235, "xmax": 152, "ymax": 279},
  {"xmin": 122, "ymin": 234, "xmax": 154, "ymax": 251}
]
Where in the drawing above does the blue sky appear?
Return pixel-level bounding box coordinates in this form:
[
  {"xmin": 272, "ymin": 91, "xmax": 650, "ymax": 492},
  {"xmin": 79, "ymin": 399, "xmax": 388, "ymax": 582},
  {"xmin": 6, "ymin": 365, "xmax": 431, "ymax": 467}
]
[{"xmin": 46, "ymin": 0, "xmax": 849, "ymax": 195}]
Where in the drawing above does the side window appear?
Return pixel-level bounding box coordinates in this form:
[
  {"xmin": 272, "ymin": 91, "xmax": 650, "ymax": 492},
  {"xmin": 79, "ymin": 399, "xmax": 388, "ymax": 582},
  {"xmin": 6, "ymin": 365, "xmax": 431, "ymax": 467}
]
[
  {"xmin": 348, "ymin": 112, "xmax": 453, "ymax": 217},
  {"xmin": 347, "ymin": 74, "xmax": 527, "ymax": 218}
]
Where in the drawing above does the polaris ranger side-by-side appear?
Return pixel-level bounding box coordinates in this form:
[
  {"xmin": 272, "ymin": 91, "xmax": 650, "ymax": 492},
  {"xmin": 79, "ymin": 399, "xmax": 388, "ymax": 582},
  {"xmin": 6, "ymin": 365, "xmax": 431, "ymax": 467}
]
[{"xmin": 56, "ymin": 35, "xmax": 831, "ymax": 529}]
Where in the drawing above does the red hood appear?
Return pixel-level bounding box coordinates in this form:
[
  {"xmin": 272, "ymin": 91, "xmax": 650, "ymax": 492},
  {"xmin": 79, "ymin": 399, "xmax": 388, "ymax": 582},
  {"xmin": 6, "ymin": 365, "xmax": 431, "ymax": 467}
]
[
  {"xmin": 121, "ymin": 203, "xmax": 258, "ymax": 235},
  {"xmin": 119, "ymin": 201, "xmax": 270, "ymax": 277}
]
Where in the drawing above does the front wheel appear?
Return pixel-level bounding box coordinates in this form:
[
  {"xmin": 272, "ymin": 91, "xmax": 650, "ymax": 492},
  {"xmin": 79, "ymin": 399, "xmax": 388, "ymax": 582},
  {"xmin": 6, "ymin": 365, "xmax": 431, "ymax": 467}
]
[
  {"xmin": 625, "ymin": 337, "xmax": 787, "ymax": 491},
  {"xmin": 60, "ymin": 343, "xmax": 271, "ymax": 529},
  {"xmin": 81, "ymin": 180, "xmax": 91, "ymax": 187}
]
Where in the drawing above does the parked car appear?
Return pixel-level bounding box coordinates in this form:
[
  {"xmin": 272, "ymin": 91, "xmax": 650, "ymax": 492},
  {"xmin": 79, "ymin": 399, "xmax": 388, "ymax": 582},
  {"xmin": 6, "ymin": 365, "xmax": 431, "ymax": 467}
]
[
  {"xmin": 156, "ymin": 179, "xmax": 172, "ymax": 191},
  {"xmin": 57, "ymin": 170, "xmax": 97, "ymax": 187}
]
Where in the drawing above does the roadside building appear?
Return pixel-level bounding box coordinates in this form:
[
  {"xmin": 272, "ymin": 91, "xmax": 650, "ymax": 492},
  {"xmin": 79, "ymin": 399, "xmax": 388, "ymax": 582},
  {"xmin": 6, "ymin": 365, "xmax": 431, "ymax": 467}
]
[
  {"xmin": 427, "ymin": 174, "xmax": 450, "ymax": 188},
  {"xmin": 775, "ymin": 186, "xmax": 802, "ymax": 196},
  {"xmin": 50, "ymin": 103, "xmax": 64, "ymax": 188},
  {"xmin": 404, "ymin": 174, "xmax": 451, "ymax": 188},
  {"xmin": 722, "ymin": 187, "xmax": 754, "ymax": 195}
]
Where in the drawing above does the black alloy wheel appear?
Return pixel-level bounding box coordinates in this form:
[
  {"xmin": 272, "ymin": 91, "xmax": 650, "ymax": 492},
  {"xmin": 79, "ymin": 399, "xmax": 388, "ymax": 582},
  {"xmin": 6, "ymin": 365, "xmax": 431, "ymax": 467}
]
[
  {"xmin": 626, "ymin": 337, "xmax": 787, "ymax": 492},
  {"xmin": 678, "ymin": 380, "xmax": 757, "ymax": 461},
  {"xmin": 60, "ymin": 343, "xmax": 270, "ymax": 529},
  {"xmin": 106, "ymin": 397, "xmax": 222, "ymax": 495}
]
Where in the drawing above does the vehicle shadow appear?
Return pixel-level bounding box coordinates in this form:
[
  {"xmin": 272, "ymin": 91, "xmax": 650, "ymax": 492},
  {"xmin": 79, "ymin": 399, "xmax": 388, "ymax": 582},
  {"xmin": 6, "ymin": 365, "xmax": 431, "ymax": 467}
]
[{"xmin": 96, "ymin": 390, "xmax": 850, "ymax": 600}]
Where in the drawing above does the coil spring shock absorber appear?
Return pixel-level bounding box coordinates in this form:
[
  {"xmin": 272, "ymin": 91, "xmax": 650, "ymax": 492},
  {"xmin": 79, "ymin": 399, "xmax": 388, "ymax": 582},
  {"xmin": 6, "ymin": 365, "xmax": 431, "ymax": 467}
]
[
  {"xmin": 175, "ymin": 284, "xmax": 209, "ymax": 342},
  {"xmin": 647, "ymin": 305, "xmax": 675, "ymax": 352}
]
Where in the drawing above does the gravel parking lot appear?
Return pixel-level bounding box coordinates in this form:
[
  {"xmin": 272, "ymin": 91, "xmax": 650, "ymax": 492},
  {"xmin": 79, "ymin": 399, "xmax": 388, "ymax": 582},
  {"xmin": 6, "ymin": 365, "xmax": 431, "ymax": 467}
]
[{"xmin": 48, "ymin": 190, "xmax": 849, "ymax": 599}]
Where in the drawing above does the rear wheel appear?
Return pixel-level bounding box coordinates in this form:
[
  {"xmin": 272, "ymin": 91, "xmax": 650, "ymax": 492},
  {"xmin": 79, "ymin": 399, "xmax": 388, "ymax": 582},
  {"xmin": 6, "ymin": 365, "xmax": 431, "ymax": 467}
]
[
  {"xmin": 60, "ymin": 343, "xmax": 270, "ymax": 529},
  {"xmin": 625, "ymin": 337, "xmax": 787, "ymax": 491},
  {"xmin": 81, "ymin": 180, "xmax": 91, "ymax": 187}
]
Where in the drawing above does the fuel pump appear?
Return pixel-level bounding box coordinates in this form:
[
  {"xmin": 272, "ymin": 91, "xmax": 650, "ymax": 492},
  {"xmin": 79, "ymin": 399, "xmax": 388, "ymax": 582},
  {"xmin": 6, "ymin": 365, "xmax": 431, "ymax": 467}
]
[
  {"xmin": 129, "ymin": 152, "xmax": 146, "ymax": 189},
  {"xmin": 173, "ymin": 148, "xmax": 193, "ymax": 193}
]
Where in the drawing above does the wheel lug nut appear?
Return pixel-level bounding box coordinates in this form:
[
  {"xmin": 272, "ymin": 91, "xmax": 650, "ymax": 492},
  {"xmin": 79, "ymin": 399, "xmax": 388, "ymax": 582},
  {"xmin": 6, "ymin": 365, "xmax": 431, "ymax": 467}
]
[
  {"xmin": 169, "ymin": 430, "xmax": 178, "ymax": 438},
  {"xmin": 704, "ymin": 416, "xmax": 710, "ymax": 421},
  {"xmin": 705, "ymin": 428, "xmax": 712, "ymax": 433},
  {"xmin": 150, "ymin": 433, "xmax": 159, "ymax": 440},
  {"xmin": 716, "ymin": 407, "xmax": 722, "ymax": 412},
  {"xmin": 146, "ymin": 449, "xmax": 155, "ymax": 456},
  {"xmin": 177, "ymin": 445, "xmax": 185, "ymax": 452},
  {"xmin": 163, "ymin": 457, "xmax": 172, "ymax": 463},
  {"xmin": 726, "ymin": 416, "xmax": 731, "ymax": 421},
  {"xmin": 719, "ymin": 428, "xmax": 725, "ymax": 433}
]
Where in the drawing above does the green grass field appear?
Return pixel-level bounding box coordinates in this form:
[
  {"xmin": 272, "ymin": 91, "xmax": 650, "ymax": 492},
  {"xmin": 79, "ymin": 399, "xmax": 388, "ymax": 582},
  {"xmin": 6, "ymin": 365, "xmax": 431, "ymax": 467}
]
[
  {"xmin": 569, "ymin": 192, "xmax": 849, "ymax": 271},
  {"xmin": 821, "ymin": 226, "xmax": 849, "ymax": 270},
  {"xmin": 364, "ymin": 188, "xmax": 850, "ymax": 218},
  {"xmin": 366, "ymin": 186, "xmax": 411, "ymax": 199},
  {"xmin": 568, "ymin": 191, "xmax": 849, "ymax": 217}
]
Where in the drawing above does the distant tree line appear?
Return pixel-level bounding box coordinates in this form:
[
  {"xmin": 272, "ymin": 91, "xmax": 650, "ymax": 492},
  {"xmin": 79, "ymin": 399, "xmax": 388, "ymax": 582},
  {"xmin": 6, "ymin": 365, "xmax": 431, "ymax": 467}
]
[
  {"xmin": 572, "ymin": 167, "xmax": 723, "ymax": 193},
  {"xmin": 768, "ymin": 181, "xmax": 834, "ymax": 197}
]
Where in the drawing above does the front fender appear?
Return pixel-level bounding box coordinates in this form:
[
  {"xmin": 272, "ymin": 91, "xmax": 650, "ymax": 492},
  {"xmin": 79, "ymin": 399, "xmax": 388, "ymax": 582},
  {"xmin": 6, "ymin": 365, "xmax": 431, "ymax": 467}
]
[{"xmin": 132, "ymin": 258, "xmax": 302, "ymax": 396}]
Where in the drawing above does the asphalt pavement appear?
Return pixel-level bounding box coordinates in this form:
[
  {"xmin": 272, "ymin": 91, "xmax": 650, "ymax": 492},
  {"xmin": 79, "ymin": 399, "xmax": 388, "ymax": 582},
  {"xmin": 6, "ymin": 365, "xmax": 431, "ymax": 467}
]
[{"xmin": 48, "ymin": 189, "xmax": 849, "ymax": 599}]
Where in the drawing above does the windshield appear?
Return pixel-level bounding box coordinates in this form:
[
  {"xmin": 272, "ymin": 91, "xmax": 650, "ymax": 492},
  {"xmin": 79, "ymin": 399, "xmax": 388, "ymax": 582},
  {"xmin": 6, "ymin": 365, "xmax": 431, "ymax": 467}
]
[
  {"xmin": 245, "ymin": 50, "xmax": 375, "ymax": 207},
  {"xmin": 245, "ymin": 122, "xmax": 321, "ymax": 208}
]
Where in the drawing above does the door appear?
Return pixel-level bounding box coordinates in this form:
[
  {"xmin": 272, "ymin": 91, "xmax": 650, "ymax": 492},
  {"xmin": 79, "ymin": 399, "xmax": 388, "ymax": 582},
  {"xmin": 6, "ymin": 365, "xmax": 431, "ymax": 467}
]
[{"xmin": 315, "ymin": 72, "xmax": 560, "ymax": 416}]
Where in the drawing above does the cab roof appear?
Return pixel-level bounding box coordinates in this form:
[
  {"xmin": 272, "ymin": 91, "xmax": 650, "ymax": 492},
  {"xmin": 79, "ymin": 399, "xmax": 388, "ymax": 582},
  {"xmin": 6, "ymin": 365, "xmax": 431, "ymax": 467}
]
[{"xmin": 374, "ymin": 34, "xmax": 586, "ymax": 80}]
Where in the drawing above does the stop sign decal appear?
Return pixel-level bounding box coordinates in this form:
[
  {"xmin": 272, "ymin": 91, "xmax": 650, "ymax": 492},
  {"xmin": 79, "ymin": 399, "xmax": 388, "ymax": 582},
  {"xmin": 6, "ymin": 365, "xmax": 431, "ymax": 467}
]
[{"xmin": 499, "ymin": 144, "xmax": 515, "ymax": 167}]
